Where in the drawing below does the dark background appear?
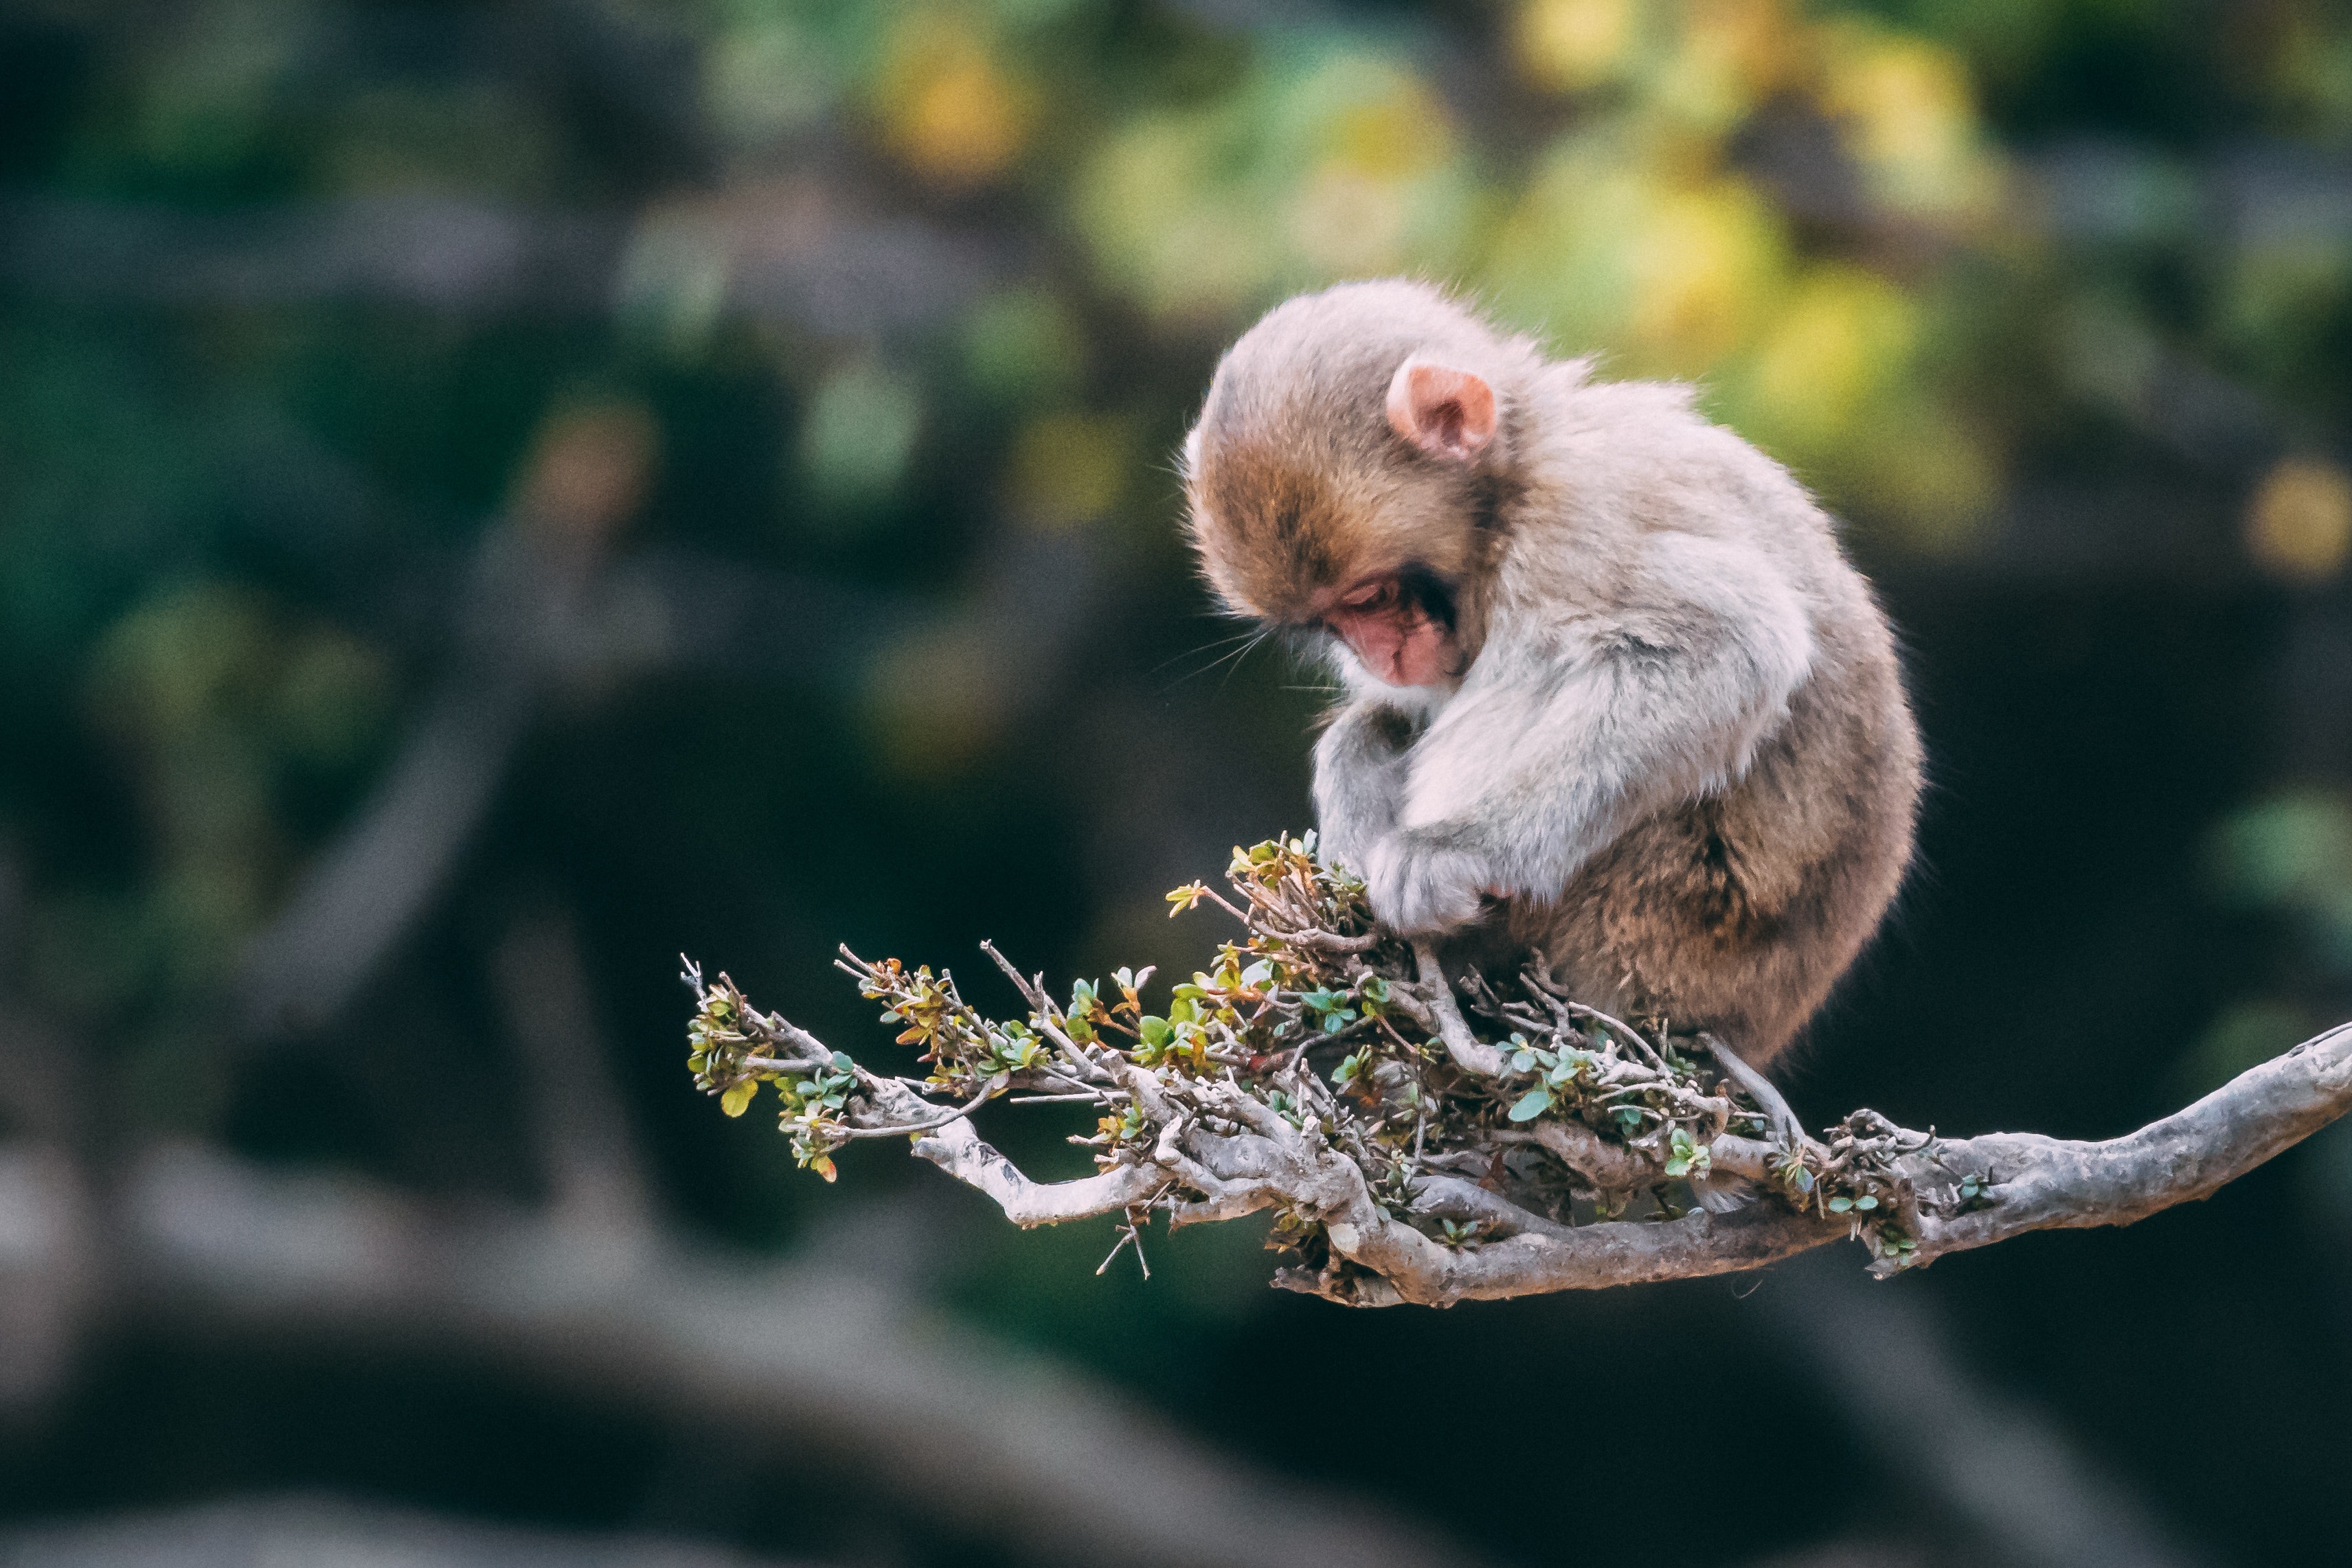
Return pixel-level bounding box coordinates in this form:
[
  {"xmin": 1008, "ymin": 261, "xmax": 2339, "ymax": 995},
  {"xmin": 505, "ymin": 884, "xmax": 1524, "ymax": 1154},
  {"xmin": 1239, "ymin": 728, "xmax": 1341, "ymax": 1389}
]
[{"xmin": 1, "ymin": 1, "xmax": 2349, "ymax": 1564}]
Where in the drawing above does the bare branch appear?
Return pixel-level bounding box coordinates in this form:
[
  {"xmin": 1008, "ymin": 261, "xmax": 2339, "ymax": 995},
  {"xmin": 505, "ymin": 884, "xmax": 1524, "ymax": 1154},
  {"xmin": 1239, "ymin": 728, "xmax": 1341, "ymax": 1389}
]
[
  {"xmin": 1908, "ymin": 1023, "xmax": 2352, "ymax": 1263},
  {"xmin": 1410, "ymin": 940, "xmax": 1508, "ymax": 1077},
  {"xmin": 911, "ymin": 1118, "xmax": 1168, "ymax": 1225}
]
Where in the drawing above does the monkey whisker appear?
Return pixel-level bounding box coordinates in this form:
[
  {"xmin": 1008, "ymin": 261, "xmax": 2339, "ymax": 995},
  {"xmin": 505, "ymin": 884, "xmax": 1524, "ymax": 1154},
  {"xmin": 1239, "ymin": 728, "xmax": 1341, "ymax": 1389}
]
[
  {"xmin": 1156, "ymin": 626, "xmax": 1280, "ymax": 692},
  {"xmin": 1146, "ymin": 626, "xmax": 1261, "ymax": 679}
]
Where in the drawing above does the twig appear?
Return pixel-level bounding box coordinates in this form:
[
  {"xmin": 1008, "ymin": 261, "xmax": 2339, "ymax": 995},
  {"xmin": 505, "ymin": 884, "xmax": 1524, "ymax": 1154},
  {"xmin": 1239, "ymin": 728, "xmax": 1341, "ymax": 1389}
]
[{"xmin": 1410, "ymin": 940, "xmax": 1508, "ymax": 1078}]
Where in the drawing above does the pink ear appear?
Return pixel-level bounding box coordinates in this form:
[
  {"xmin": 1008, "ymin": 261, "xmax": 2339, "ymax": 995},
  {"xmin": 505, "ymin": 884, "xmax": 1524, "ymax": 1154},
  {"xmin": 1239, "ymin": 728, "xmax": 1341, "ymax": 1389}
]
[{"xmin": 1386, "ymin": 357, "xmax": 1496, "ymax": 462}]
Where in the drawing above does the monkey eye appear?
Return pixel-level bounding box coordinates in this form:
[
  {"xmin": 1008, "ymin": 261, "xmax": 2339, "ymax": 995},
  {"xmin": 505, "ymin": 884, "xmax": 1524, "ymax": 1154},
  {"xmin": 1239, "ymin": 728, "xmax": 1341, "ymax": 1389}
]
[{"xmin": 1337, "ymin": 578, "xmax": 1401, "ymax": 614}]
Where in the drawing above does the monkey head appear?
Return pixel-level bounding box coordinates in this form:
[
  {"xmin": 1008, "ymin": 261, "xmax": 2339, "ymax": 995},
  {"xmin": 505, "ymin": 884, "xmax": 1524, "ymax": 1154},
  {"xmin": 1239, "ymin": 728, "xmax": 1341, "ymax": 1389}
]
[{"xmin": 1180, "ymin": 280, "xmax": 1539, "ymax": 690}]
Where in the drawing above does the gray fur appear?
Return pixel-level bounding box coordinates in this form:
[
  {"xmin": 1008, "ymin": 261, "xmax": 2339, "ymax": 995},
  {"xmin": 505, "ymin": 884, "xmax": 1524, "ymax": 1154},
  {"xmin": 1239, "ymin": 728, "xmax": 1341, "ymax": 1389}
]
[{"xmin": 1185, "ymin": 280, "xmax": 1923, "ymax": 1065}]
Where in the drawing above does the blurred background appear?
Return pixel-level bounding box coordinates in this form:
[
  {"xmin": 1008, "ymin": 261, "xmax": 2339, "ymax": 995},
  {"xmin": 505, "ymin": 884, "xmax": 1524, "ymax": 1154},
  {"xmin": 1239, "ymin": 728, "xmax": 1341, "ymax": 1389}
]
[{"xmin": 1, "ymin": 0, "xmax": 2349, "ymax": 1563}]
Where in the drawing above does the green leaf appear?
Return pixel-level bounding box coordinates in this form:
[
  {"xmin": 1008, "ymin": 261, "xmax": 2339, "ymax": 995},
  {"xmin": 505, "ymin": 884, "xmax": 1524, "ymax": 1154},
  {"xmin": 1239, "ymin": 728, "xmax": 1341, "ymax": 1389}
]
[
  {"xmin": 1855, "ymin": 1194, "xmax": 1879, "ymax": 1211},
  {"xmin": 1827, "ymin": 1196, "xmax": 1853, "ymax": 1212},
  {"xmin": 1138, "ymin": 1016, "xmax": 1173, "ymax": 1047},
  {"xmin": 1511, "ymin": 1049, "xmax": 1537, "ymax": 1073},
  {"xmin": 720, "ymin": 1080, "xmax": 757, "ymax": 1117},
  {"xmin": 1507, "ymin": 1089, "xmax": 1554, "ymax": 1122}
]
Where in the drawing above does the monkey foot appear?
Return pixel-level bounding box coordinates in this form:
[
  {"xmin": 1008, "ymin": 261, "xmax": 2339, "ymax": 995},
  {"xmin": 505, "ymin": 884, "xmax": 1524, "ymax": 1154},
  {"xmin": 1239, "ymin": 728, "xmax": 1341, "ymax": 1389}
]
[{"xmin": 1697, "ymin": 1031, "xmax": 1807, "ymax": 1150}]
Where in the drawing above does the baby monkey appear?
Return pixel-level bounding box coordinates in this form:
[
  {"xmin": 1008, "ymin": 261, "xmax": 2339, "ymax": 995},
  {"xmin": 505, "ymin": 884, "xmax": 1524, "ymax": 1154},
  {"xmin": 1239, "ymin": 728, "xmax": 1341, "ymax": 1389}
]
[{"xmin": 1182, "ymin": 280, "xmax": 1920, "ymax": 1073}]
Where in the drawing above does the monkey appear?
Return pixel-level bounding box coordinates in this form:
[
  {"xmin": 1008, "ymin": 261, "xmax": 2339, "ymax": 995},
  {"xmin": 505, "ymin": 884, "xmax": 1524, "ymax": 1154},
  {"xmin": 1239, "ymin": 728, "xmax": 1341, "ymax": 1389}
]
[{"xmin": 1179, "ymin": 278, "xmax": 1921, "ymax": 1083}]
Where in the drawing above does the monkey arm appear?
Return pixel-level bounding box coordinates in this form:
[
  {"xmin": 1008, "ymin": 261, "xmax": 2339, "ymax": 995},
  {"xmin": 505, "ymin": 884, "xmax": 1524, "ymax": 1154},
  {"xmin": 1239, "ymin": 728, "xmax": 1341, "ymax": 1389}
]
[
  {"xmin": 1309, "ymin": 699, "xmax": 1418, "ymax": 876},
  {"xmin": 1371, "ymin": 533, "xmax": 1816, "ymax": 931}
]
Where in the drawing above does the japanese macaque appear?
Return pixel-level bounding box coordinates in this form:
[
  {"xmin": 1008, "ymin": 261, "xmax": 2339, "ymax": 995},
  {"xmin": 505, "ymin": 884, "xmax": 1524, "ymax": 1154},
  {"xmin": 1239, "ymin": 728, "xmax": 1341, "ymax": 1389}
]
[{"xmin": 1181, "ymin": 280, "xmax": 1921, "ymax": 1070}]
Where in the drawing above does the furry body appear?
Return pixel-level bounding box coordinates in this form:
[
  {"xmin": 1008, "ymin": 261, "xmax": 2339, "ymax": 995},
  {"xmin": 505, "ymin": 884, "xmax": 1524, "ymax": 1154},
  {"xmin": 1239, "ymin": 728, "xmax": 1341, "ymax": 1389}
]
[{"xmin": 1184, "ymin": 281, "xmax": 1921, "ymax": 1065}]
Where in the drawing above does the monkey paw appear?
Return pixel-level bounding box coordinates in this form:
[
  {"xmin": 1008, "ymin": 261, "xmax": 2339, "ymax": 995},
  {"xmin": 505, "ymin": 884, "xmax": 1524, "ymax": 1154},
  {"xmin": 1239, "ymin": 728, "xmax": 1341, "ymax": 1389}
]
[{"xmin": 1363, "ymin": 831, "xmax": 1493, "ymax": 934}]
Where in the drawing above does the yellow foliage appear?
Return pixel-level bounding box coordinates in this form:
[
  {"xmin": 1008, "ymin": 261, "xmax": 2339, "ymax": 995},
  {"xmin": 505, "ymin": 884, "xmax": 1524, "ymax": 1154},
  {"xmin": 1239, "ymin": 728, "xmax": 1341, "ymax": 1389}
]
[
  {"xmin": 1747, "ymin": 264, "xmax": 1916, "ymax": 449},
  {"xmin": 1514, "ymin": 0, "xmax": 1638, "ymax": 93},
  {"xmin": 1622, "ymin": 178, "xmax": 1786, "ymax": 372},
  {"xmin": 1078, "ymin": 117, "xmax": 1275, "ymax": 318},
  {"xmin": 2246, "ymin": 457, "xmax": 2352, "ymax": 581},
  {"xmin": 1322, "ymin": 73, "xmax": 1454, "ymax": 180},
  {"xmin": 1486, "ymin": 136, "xmax": 1790, "ymax": 376},
  {"xmin": 875, "ymin": 12, "xmax": 1032, "ymax": 188},
  {"xmin": 1077, "ymin": 52, "xmax": 1469, "ymax": 320},
  {"xmin": 1653, "ymin": 0, "xmax": 1799, "ymax": 130},
  {"xmin": 1816, "ymin": 23, "xmax": 2000, "ymax": 220}
]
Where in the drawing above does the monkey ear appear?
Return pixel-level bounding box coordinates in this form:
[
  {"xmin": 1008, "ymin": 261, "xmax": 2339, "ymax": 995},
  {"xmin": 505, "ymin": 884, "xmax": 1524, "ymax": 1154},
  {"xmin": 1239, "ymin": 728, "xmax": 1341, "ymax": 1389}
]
[{"xmin": 1386, "ymin": 357, "xmax": 1497, "ymax": 463}]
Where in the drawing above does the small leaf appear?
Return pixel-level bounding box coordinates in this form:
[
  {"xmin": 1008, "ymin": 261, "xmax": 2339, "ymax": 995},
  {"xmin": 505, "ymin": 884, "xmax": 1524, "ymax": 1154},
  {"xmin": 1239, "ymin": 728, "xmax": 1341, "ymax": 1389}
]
[
  {"xmin": 720, "ymin": 1081, "xmax": 757, "ymax": 1117},
  {"xmin": 1827, "ymin": 1196, "xmax": 1853, "ymax": 1213},
  {"xmin": 1855, "ymin": 1194, "xmax": 1879, "ymax": 1211},
  {"xmin": 1507, "ymin": 1089, "xmax": 1554, "ymax": 1122}
]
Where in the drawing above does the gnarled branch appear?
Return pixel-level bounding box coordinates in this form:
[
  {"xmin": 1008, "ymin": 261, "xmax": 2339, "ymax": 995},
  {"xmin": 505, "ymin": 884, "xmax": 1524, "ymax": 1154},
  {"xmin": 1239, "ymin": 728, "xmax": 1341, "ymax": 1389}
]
[{"xmin": 683, "ymin": 839, "xmax": 2352, "ymax": 1307}]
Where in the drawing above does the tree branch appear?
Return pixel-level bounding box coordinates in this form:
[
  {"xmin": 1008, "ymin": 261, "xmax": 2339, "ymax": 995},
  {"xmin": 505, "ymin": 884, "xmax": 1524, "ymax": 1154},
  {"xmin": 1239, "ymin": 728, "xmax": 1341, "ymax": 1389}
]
[
  {"xmin": 105, "ymin": 1144, "xmax": 1471, "ymax": 1568},
  {"xmin": 683, "ymin": 842, "xmax": 2352, "ymax": 1306}
]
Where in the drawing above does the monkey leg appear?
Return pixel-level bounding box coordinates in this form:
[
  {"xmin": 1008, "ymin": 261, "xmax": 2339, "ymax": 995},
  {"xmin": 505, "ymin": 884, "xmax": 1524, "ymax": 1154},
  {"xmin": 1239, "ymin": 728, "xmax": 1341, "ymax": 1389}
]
[{"xmin": 1697, "ymin": 1030, "xmax": 1806, "ymax": 1150}]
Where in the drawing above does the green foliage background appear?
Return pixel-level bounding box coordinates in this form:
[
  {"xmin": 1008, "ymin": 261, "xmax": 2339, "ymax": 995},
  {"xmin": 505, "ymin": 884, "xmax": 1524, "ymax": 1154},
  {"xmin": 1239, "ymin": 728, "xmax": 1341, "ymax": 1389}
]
[{"xmin": 5, "ymin": 0, "xmax": 2352, "ymax": 1563}]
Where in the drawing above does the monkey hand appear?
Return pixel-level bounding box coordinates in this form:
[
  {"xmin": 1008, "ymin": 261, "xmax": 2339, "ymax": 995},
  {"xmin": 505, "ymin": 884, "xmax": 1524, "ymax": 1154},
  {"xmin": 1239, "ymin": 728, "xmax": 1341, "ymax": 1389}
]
[{"xmin": 1362, "ymin": 828, "xmax": 1495, "ymax": 934}]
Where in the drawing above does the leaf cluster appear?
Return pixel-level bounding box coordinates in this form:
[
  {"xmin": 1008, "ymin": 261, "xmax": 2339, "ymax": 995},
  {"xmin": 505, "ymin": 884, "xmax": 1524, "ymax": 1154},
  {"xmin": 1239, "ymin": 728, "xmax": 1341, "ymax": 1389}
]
[{"xmin": 684, "ymin": 837, "xmax": 1930, "ymax": 1276}]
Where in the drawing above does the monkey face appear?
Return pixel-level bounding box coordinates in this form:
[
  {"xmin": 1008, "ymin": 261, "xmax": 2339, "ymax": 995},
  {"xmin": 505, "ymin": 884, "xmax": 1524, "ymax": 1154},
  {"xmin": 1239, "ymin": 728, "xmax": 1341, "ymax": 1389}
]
[
  {"xmin": 1178, "ymin": 279, "xmax": 1529, "ymax": 672},
  {"xmin": 1316, "ymin": 567, "xmax": 1459, "ymax": 688}
]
